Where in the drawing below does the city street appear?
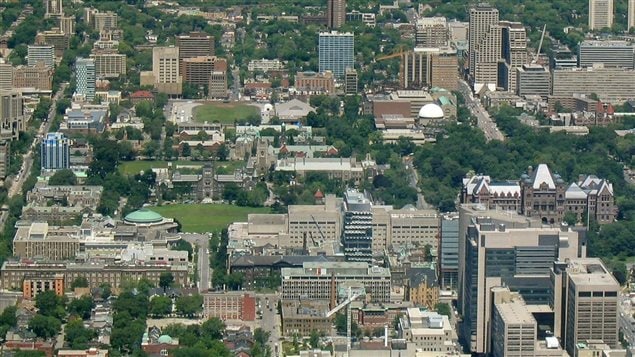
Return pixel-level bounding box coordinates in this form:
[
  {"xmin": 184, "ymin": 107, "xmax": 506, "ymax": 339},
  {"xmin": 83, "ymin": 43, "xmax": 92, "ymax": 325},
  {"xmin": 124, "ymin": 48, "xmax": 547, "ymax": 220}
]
[
  {"xmin": 620, "ymin": 295, "xmax": 635, "ymax": 347},
  {"xmin": 258, "ymin": 293, "xmax": 282, "ymax": 356},
  {"xmin": 458, "ymin": 80, "xmax": 505, "ymax": 142},
  {"xmin": 180, "ymin": 233, "xmax": 211, "ymax": 292}
]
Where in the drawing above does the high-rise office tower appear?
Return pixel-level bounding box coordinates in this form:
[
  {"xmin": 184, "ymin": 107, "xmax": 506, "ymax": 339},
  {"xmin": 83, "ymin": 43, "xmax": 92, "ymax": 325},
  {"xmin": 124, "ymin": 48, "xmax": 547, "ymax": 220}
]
[
  {"xmin": 457, "ymin": 205, "xmax": 583, "ymax": 355},
  {"xmin": 344, "ymin": 68, "xmax": 358, "ymax": 95},
  {"xmin": 440, "ymin": 213, "xmax": 459, "ymax": 290},
  {"xmin": 149, "ymin": 46, "xmax": 182, "ymax": 95},
  {"xmin": 27, "ymin": 45, "xmax": 55, "ymax": 68},
  {"xmin": 589, "ymin": 0, "xmax": 614, "ymax": 30},
  {"xmin": 44, "ymin": 0, "xmax": 63, "ymax": 18},
  {"xmin": 318, "ymin": 31, "xmax": 354, "ymax": 78},
  {"xmin": 469, "ymin": 4, "xmax": 500, "ymax": 88},
  {"xmin": 630, "ymin": 0, "xmax": 635, "ymax": 30},
  {"xmin": 401, "ymin": 47, "xmax": 458, "ymax": 90},
  {"xmin": 59, "ymin": 16, "xmax": 75, "ymax": 36},
  {"xmin": 342, "ymin": 189, "xmax": 373, "ymax": 263},
  {"xmin": 176, "ymin": 32, "xmax": 215, "ymax": 74},
  {"xmin": 499, "ymin": 21, "xmax": 528, "ymax": 92},
  {"xmin": 75, "ymin": 58, "xmax": 95, "ymax": 102},
  {"xmin": 41, "ymin": 132, "xmax": 70, "ymax": 170},
  {"xmin": 93, "ymin": 11, "xmax": 118, "ymax": 33},
  {"xmin": 551, "ymin": 258, "xmax": 619, "ymax": 356},
  {"xmin": 327, "ymin": 0, "xmax": 346, "ymax": 29}
]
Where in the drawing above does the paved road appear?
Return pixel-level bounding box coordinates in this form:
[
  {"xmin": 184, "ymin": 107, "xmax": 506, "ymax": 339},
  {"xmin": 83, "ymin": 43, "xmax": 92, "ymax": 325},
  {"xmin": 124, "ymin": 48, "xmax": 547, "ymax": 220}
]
[
  {"xmin": 258, "ymin": 293, "xmax": 282, "ymax": 356},
  {"xmin": 457, "ymin": 80, "xmax": 505, "ymax": 142},
  {"xmin": 180, "ymin": 233, "xmax": 211, "ymax": 292},
  {"xmin": 620, "ymin": 295, "xmax": 635, "ymax": 347}
]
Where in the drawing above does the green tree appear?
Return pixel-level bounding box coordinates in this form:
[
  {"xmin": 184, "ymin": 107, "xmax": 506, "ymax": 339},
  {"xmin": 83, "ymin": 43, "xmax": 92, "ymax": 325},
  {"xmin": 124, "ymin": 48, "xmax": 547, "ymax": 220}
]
[
  {"xmin": 435, "ymin": 303, "xmax": 452, "ymax": 317},
  {"xmin": 159, "ymin": 272, "xmax": 175, "ymax": 289},
  {"xmin": 217, "ymin": 143, "xmax": 229, "ymax": 161},
  {"xmin": 67, "ymin": 296, "xmax": 94, "ymax": 320},
  {"xmin": 181, "ymin": 142, "xmax": 191, "ymax": 157},
  {"xmin": 201, "ymin": 317, "xmax": 225, "ymax": 340},
  {"xmin": 35, "ymin": 290, "xmax": 66, "ymax": 319},
  {"xmin": 65, "ymin": 318, "xmax": 97, "ymax": 349},
  {"xmin": 28, "ymin": 314, "xmax": 61, "ymax": 339},
  {"xmin": 175, "ymin": 294, "xmax": 203, "ymax": 317},
  {"xmin": 563, "ymin": 211, "xmax": 577, "ymax": 226},
  {"xmin": 309, "ymin": 329, "xmax": 320, "ymax": 348},
  {"xmin": 70, "ymin": 277, "xmax": 89, "ymax": 289},
  {"xmin": 149, "ymin": 296, "xmax": 172, "ymax": 317},
  {"xmin": 14, "ymin": 351, "xmax": 46, "ymax": 357},
  {"xmin": 48, "ymin": 169, "xmax": 78, "ymax": 186}
]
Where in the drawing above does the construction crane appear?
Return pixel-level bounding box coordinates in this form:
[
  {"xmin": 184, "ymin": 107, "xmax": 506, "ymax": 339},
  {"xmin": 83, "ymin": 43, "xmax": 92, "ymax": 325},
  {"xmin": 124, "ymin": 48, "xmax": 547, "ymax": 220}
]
[
  {"xmin": 532, "ymin": 24, "xmax": 547, "ymax": 64},
  {"xmin": 326, "ymin": 287, "xmax": 363, "ymax": 353},
  {"xmin": 310, "ymin": 215, "xmax": 327, "ymax": 246}
]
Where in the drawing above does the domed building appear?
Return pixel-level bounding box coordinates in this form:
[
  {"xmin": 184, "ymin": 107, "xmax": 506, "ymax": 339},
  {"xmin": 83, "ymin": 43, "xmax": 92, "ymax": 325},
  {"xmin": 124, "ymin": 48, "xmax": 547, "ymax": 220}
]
[
  {"xmin": 122, "ymin": 208, "xmax": 178, "ymax": 233},
  {"xmin": 417, "ymin": 103, "xmax": 444, "ymax": 120}
]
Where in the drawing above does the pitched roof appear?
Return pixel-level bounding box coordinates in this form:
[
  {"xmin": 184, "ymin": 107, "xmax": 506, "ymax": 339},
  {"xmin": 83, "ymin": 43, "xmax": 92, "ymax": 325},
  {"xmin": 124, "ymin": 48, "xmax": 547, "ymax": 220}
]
[
  {"xmin": 530, "ymin": 164, "xmax": 556, "ymax": 189},
  {"xmin": 565, "ymin": 183, "xmax": 587, "ymax": 199}
]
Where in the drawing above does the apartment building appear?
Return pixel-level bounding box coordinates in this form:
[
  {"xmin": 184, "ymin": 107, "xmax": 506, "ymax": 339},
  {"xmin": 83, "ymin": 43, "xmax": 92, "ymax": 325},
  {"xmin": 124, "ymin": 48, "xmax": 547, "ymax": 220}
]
[
  {"xmin": 36, "ymin": 29, "xmax": 69, "ymax": 57},
  {"xmin": 415, "ymin": 17, "xmax": 448, "ymax": 47},
  {"xmin": 344, "ymin": 68, "xmax": 358, "ymax": 95},
  {"xmin": 176, "ymin": 32, "xmax": 215, "ymax": 67},
  {"xmin": 93, "ymin": 11, "xmax": 118, "ymax": 32},
  {"xmin": 182, "ymin": 56, "xmax": 227, "ymax": 86},
  {"xmin": 281, "ymin": 262, "xmax": 391, "ymax": 303},
  {"xmin": 40, "ymin": 132, "xmax": 70, "ymax": 170},
  {"xmin": 589, "ymin": 0, "xmax": 613, "ymax": 30},
  {"xmin": 342, "ymin": 189, "xmax": 373, "ymax": 263},
  {"xmin": 208, "ymin": 71, "xmax": 227, "ymax": 99},
  {"xmin": 75, "ymin": 58, "xmax": 96, "ymax": 101},
  {"xmin": 499, "ymin": 21, "xmax": 528, "ymax": 93},
  {"xmin": 469, "ymin": 4, "xmax": 500, "ymax": 87},
  {"xmin": 326, "ymin": 0, "xmax": 346, "ymax": 29},
  {"xmin": 248, "ymin": 59, "xmax": 283, "ymax": 72},
  {"xmin": 318, "ymin": 31, "xmax": 353, "ymax": 77},
  {"xmin": 89, "ymin": 53, "xmax": 126, "ymax": 78},
  {"xmin": 401, "ymin": 47, "xmax": 458, "ymax": 91}
]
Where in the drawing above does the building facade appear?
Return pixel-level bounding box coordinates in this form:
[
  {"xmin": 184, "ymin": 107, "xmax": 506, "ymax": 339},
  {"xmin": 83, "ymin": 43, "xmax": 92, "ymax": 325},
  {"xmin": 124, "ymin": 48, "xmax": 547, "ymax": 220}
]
[
  {"xmin": 415, "ymin": 17, "xmax": 448, "ymax": 47},
  {"xmin": 499, "ymin": 21, "xmax": 528, "ymax": 93},
  {"xmin": 93, "ymin": 11, "xmax": 118, "ymax": 32},
  {"xmin": 27, "ymin": 45, "xmax": 55, "ymax": 68},
  {"xmin": 13, "ymin": 63, "xmax": 54, "ymax": 90},
  {"xmin": 578, "ymin": 40, "xmax": 633, "ymax": 69},
  {"xmin": 344, "ymin": 68, "xmax": 358, "ymax": 95},
  {"xmin": 0, "ymin": 90, "xmax": 25, "ymax": 140},
  {"xmin": 203, "ymin": 292, "xmax": 256, "ymax": 321},
  {"xmin": 468, "ymin": 4, "xmax": 500, "ymax": 87},
  {"xmin": 208, "ymin": 71, "xmax": 227, "ymax": 99},
  {"xmin": 440, "ymin": 213, "xmax": 459, "ymax": 290},
  {"xmin": 176, "ymin": 32, "xmax": 215, "ymax": 71},
  {"xmin": 41, "ymin": 132, "xmax": 70, "ymax": 170},
  {"xmin": 318, "ymin": 32, "xmax": 354, "ymax": 78},
  {"xmin": 295, "ymin": 71, "xmax": 335, "ymax": 94},
  {"xmin": 342, "ymin": 189, "xmax": 373, "ymax": 263},
  {"xmin": 516, "ymin": 64, "xmax": 550, "ymax": 97},
  {"xmin": 281, "ymin": 262, "xmax": 391, "ymax": 303},
  {"xmin": 630, "ymin": 0, "xmax": 635, "ymax": 30},
  {"xmin": 44, "ymin": 0, "xmax": 63, "ymax": 18},
  {"xmin": 146, "ymin": 46, "xmax": 182, "ymax": 95},
  {"xmin": 75, "ymin": 58, "xmax": 96, "ymax": 101},
  {"xmin": 327, "ymin": 0, "xmax": 346, "ymax": 29},
  {"xmin": 182, "ymin": 56, "xmax": 227, "ymax": 86},
  {"xmin": 90, "ymin": 53, "xmax": 127, "ymax": 78},
  {"xmin": 589, "ymin": 0, "xmax": 614, "ymax": 30}
]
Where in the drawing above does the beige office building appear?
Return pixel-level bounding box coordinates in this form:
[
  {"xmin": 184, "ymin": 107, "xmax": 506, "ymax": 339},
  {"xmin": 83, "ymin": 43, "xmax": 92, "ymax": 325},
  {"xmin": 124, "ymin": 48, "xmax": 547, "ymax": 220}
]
[
  {"xmin": 630, "ymin": 0, "xmax": 635, "ymax": 30},
  {"xmin": 589, "ymin": 0, "xmax": 613, "ymax": 30},
  {"xmin": 415, "ymin": 17, "xmax": 448, "ymax": 48},
  {"xmin": 552, "ymin": 67, "xmax": 635, "ymax": 103},
  {"xmin": 93, "ymin": 12, "xmax": 118, "ymax": 32},
  {"xmin": 0, "ymin": 90, "xmax": 24, "ymax": 140},
  {"xmin": 551, "ymin": 258, "xmax": 619, "ymax": 356},
  {"xmin": 0, "ymin": 63, "xmax": 12, "ymax": 90},
  {"xmin": 44, "ymin": 0, "xmax": 63, "ymax": 18},
  {"xmin": 208, "ymin": 71, "xmax": 227, "ymax": 99},
  {"xmin": 13, "ymin": 63, "xmax": 54, "ymax": 90},
  {"xmin": 402, "ymin": 47, "xmax": 458, "ymax": 90},
  {"xmin": 500, "ymin": 21, "xmax": 528, "ymax": 93},
  {"xmin": 469, "ymin": 4, "xmax": 499, "ymax": 87},
  {"xmin": 141, "ymin": 46, "xmax": 182, "ymax": 95},
  {"xmin": 287, "ymin": 196, "xmax": 342, "ymax": 248},
  {"xmin": 90, "ymin": 53, "xmax": 126, "ymax": 78},
  {"xmin": 491, "ymin": 287, "xmax": 568, "ymax": 357},
  {"xmin": 399, "ymin": 308, "xmax": 458, "ymax": 353},
  {"xmin": 458, "ymin": 205, "xmax": 583, "ymax": 355},
  {"xmin": 176, "ymin": 32, "xmax": 215, "ymax": 64},
  {"xmin": 59, "ymin": 16, "xmax": 74, "ymax": 36}
]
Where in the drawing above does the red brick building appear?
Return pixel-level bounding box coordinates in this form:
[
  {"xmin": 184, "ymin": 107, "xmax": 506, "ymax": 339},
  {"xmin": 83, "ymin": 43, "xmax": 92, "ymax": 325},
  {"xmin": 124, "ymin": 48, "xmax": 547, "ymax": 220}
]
[{"xmin": 203, "ymin": 292, "xmax": 256, "ymax": 321}]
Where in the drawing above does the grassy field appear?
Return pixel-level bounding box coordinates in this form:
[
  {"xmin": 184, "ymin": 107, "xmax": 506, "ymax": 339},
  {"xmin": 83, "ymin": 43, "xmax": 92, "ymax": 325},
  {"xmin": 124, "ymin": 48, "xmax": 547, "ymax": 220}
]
[
  {"xmin": 192, "ymin": 102, "xmax": 259, "ymax": 124},
  {"xmin": 153, "ymin": 204, "xmax": 271, "ymax": 233},
  {"xmin": 119, "ymin": 160, "xmax": 243, "ymax": 176}
]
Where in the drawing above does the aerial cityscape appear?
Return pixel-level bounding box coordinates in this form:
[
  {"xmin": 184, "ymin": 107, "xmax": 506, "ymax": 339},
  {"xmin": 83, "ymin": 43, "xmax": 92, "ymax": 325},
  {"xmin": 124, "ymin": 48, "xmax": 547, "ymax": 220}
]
[{"xmin": 0, "ymin": 0, "xmax": 633, "ymax": 356}]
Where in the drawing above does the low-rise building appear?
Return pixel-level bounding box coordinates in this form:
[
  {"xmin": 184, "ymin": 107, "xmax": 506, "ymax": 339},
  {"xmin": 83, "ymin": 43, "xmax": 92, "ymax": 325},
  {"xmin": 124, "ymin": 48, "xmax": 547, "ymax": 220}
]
[
  {"xmin": 399, "ymin": 308, "xmax": 458, "ymax": 353},
  {"xmin": 275, "ymin": 157, "xmax": 365, "ymax": 183},
  {"xmin": 295, "ymin": 71, "xmax": 335, "ymax": 94},
  {"xmin": 58, "ymin": 348, "xmax": 109, "ymax": 357},
  {"xmin": 203, "ymin": 292, "xmax": 256, "ymax": 321},
  {"xmin": 281, "ymin": 299, "xmax": 332, "ymax": 337}
]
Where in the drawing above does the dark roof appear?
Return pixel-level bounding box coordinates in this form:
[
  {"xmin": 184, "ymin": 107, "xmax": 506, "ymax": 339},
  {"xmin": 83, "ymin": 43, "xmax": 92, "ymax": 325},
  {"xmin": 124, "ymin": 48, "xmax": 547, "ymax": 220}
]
[
  {"xmin": 230, "ymin": 255, "xmax": 336, "ymax": 268},
  {"xmin": 130, "ymin": 90, "xmax": 154, "ymax": 99},
  {"xmin": 406, "ymin": 267, "xmax": 438, "ymax": 288}
]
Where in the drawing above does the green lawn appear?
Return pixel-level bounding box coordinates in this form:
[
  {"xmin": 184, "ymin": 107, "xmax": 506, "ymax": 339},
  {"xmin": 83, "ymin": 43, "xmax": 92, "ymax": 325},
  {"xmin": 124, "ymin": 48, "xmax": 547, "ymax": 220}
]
[
  {"xmin": 119, "ymin": 160, "xmax": 243, "ymax": 176},
  {"xmin": 192, "ymin": 102, "xmax": 259, "ymax": 124},
  {"xmin": 153, "ymin": 204, "xmax": 271, "ymax": 233}
]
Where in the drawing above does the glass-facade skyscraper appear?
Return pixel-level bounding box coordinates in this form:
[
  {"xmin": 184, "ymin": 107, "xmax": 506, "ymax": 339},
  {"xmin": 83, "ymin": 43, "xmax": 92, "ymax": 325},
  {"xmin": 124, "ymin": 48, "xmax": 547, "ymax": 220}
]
[{"xmin": 318, "ymin": 31, "xmax": 354, "ymax": 78}]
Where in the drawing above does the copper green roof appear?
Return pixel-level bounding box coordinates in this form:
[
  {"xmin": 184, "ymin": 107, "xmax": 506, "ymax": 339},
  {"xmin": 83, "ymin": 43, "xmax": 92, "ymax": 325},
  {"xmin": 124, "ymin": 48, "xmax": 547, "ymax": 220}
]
[{"xmin": 124, "ymin": 208, "xmax": 163, "ymax": 223}]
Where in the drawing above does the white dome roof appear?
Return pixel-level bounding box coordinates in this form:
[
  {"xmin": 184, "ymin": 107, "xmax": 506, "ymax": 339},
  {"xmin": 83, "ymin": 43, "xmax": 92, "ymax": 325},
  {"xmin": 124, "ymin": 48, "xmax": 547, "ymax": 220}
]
[
  {"xmin": 418, "ymin": 103, "xmax": 444, "ymax": 119},
  {"xmin": 263, "ymin": 103, "xmax": 274, "ymax": 111}
]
